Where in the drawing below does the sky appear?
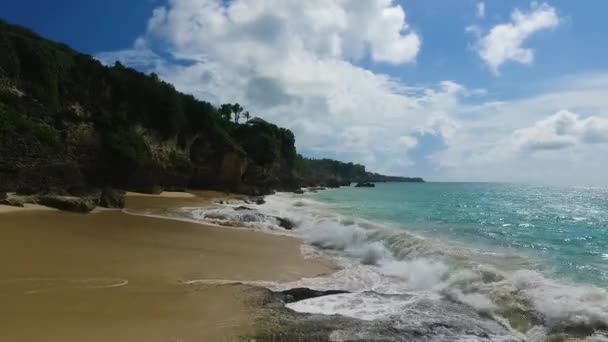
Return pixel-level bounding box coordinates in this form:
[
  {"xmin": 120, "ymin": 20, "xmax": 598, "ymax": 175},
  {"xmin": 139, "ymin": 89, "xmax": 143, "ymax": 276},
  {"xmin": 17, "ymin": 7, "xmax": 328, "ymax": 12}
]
[{"xmin": 3, "ymin": 0, "xmax": 608, "ymax": 184}]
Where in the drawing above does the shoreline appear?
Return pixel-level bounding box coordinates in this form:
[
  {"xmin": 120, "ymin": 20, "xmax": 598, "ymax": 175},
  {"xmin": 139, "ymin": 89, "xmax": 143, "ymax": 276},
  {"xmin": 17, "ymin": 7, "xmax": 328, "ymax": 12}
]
[{"xmin": 0, "ymin": 191, "xmax": 336, "ymax": 341}]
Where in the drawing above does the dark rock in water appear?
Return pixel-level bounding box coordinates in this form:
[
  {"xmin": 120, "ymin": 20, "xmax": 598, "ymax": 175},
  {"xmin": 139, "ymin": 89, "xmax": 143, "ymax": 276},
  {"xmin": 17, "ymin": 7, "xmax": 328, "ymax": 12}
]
[
  {"xmin": 293, "ymin": 189, "xmax": 305, "ymax": 194},
  {"xmin": 278, "ymin": 288, "xmax": 349, "ymax": 303},
  {"xmin": 234, "ymin": 206, "xmax": 254, "ymax": 211},
  {"xmin": 99, "ymin": 188, "xmax": 126, "ymax": 209},
  {"xmin": 36, "ymin": 195, "xmax": 98, "ymax": 213},
  {"xmin": 356, "ymin": 182, "xmax": 376, "ymax": 188},
  {"xmin": 275, "ymin": 216, "xmax": 296, "ymax": 230},
  {"xmin": 309, "ymin": 187, "xmax": 326, "ymax": 192},
  {"xmin": 255, "ymin": 197, "xmax": 266, "ymax": 205},
  {"xmin": 244, "ymin": 286, "xmax": 522, "ymax": 342}
]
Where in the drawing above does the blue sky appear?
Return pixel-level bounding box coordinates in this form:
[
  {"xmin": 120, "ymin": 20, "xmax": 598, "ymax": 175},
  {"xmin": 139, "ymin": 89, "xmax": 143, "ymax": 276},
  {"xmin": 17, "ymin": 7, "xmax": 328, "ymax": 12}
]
[{"xmin": 3, "ymin": 1, "xmax": 608, "ymax": 183}]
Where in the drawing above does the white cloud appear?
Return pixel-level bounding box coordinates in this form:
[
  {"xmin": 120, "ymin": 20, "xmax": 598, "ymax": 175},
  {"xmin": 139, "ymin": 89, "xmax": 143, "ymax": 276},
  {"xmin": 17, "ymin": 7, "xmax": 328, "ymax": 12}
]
[
  {"xmin": 142, "ymin": 0, "xmax": 420, "ymax": 65},
  {"xmin": 98, "ymin": 0, "xmax": 462, "ymax": 176},
  {"xmin": 477, "ymin": 2, "xmax": 486, "ymax": 18},
  {"xmin": 473, "ymin": 2, "xmax": 560, "ymax": 75},
  {"xmin": 398, "ymin": 135, "xmax": 419, "ymax": 150},
  {"xmin": 427, "ymin": 74, "xmax": 608, "ymax": 184},
  {"xmin": 512, "ymin": 110, "xmax": 608, "ymax": 152},
  {"xmin": 97, "ymin": 1, "xmax": 608, "ymax": 184}
]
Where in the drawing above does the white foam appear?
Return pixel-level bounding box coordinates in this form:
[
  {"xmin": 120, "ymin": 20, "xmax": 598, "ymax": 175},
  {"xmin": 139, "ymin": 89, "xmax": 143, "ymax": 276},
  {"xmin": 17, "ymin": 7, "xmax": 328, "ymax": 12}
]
[
  {"xmin": 509, "ymin": 270, "xmax": 608, "ymax": 330},
  {"xmin": 286, "ymin": 292, "xmax": 417, "ymax": 321},
  {"xmin": 136, "ymin": 191, "xmax": 608, "ymax": 338},
  {"xmin": 378, "ymin": 258, "xmax": 449, "ymax": 291}
]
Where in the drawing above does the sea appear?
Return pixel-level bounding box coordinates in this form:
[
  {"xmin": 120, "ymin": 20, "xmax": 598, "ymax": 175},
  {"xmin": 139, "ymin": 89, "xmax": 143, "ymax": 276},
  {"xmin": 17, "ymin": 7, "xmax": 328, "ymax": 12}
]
[{"xmin": 148, "ymin": 183, "xmax": 608, "ymax": 341}]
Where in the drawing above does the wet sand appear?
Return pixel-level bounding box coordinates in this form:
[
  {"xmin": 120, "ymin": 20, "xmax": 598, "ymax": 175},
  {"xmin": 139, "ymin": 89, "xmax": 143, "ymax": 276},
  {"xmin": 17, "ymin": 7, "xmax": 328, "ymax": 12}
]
[
  {"xmin": 0, "ymin": 203, "xmax": 56, "ymax": 213},
  {"xmin": 0, "ymin": 193, "xmax": 333, "ymax": 341}
]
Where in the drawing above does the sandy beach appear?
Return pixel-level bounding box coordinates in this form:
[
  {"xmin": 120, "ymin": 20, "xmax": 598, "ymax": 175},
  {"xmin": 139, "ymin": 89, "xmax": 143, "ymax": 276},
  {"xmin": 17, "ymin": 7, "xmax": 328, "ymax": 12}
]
[{"xmin": 0, "ymin": 192, "xmax": 333, "ymax": 341}]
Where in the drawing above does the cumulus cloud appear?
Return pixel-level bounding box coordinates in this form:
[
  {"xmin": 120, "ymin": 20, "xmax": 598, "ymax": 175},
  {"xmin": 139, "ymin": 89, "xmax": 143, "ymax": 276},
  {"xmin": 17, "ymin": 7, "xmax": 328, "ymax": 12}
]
[
  {"xmin": 513, "ymin": 110, "xmax": 608, "ymax": 151},
  {"xmin": 473, "ymin": 2, "xmax": 560, "ymax": 74},
  {"xmin": 425, "ymin": 73, "xmax": 608, "ymax": 184},
  {"xmin": 96, "ymin": 0, "xmax": 608, "ymax": 184},
  {"xmin": 98, "ymin": 0, "xmax": 468, "ymax": 176},
  {"xmin": 143, "ymin": 0, "xmax": 421, "ymax": 65}
]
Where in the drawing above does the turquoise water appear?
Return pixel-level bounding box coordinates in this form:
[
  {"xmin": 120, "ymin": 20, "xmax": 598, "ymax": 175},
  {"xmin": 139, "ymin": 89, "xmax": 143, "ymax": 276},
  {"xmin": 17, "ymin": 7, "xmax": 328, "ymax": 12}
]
[{"xmin": 312, "ymin": 182, "xmax": 608, "ymax": 286}]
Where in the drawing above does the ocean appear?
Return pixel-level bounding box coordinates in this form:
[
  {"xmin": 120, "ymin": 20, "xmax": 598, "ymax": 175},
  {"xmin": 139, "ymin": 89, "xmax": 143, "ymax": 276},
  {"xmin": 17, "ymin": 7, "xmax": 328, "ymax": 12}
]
[
  {"xmin": 311, "ymin": 183, "xmax": 608, "ymax": 287},
  {"xmin": 158, "ymin": 183, "xmax": 608, "ymax": 340}
]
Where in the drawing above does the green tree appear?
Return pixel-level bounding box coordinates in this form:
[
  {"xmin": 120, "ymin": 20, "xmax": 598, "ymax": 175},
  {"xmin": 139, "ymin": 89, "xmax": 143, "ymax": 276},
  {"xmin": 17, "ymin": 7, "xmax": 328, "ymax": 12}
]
[
  {"xmin": 231, "ymin": 103, "xmax": 243, "ymax": 124},
  {"xmin": 219, "ymin": 103, "xmax": 232, "ymax": 122},
  {"xmin": 243, "ymin": 111, "xmax": 251, "ymax": 122}
]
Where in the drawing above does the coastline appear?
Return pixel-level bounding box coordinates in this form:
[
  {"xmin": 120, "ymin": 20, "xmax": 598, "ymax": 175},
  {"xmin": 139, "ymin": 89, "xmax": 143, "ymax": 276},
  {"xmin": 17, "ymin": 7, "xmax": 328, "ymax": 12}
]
[{"xmin": 0, "ymin": 191, "xmax": 335, "ymax": 341}]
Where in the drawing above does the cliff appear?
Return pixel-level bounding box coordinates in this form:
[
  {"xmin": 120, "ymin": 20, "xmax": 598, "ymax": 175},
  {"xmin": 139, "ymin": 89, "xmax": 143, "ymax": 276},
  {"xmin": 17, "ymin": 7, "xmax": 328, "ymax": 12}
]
[
  {"xmin": 294, "ymin": 157, "xmax": 425, "ymax": 187},
  {"xmin": 0, "ymin": 19, "xmax": 423, "ymax": 200}
]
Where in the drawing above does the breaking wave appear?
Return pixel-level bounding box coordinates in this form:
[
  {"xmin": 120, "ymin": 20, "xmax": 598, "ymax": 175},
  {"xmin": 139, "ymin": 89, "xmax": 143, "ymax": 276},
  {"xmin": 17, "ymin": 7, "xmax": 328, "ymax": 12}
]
[{"xmin": 156, "ymin": 191, "xmax": 608, "ymax": 340}]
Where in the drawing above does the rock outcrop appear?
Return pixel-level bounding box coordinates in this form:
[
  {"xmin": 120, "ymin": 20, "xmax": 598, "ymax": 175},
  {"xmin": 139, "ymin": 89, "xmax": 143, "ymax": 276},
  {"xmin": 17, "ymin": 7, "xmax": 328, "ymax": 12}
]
[
  {"xmin": 36, "ymin": 195, "xmax": 98, "ymax": 213},
  {"xmin": 0, "ymin": 18, "xmax": 424, "ymax": 210},
  {"xmin": 274, "ymin": 216, "xmax": 296, "ymax": 230},
  {"xmin": 241, "ymin": 285, "xmax": 519, "ymax": 341},
  {"xmin": 277, "ymin": 288, "xmax": 349, "ymax": 303},
  {"xmin": 99, "ymin": 188, "xmax": 126, "ymax": 209},
  {"xmin": 0, "ymin": 189, "xmax": 124, "ymax": 213}
]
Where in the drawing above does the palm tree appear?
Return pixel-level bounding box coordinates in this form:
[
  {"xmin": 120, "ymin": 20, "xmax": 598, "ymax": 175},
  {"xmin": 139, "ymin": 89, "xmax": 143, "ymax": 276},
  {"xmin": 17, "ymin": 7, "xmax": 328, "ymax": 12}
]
[
  {"xmin": 232, "ymin": 103, "xmax": 243, "ymax": 124},
  {"xmin": 243, "ymin": 111, "xmax": 251, "ymax": 122}
]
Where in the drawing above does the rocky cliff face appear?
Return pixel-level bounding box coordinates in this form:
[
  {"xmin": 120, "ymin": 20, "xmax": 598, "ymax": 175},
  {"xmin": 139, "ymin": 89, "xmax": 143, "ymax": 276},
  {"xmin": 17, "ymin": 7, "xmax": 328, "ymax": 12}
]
[{"xmin": 0, "ymin": 19, "xmax": 422, "ymax": 199}]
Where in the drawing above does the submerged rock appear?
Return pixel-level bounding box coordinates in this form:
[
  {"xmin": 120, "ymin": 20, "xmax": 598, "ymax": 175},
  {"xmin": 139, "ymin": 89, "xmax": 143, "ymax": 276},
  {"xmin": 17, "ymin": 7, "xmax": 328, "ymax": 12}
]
[
  {"xmin": 274, "ymin": 216, "xmax": 296, "ymax": 230},
  {"xmin": 355, "ymin": 182, "xmax": 376, "ymax": 188},
  {"xmin": 234, "ymin": 206, "xmax": 254, "ymax": 211},
  {"xmin": 278, "ymin": 288, "xmax": 349, "ymax": 304},
  {"xmin": 293, "ymin": 189, "xmax": 305, "ymax": 194}
]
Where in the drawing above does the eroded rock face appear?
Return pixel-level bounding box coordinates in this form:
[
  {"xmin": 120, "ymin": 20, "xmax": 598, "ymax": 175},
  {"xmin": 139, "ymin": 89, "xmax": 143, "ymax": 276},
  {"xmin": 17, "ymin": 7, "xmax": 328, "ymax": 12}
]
[
  {"xmin": 219, "ymin": 151, "xmax": 248, "ymax": 190},
  {"xmin": 99, "ymin": 188, "xmax": 126, "ymax": 209},
  {"xmin": 189, "ymin": 136, "xmax": 249, "ymax": 192},
  {"xmin": 324, "ymin": 178, "xmax": 341, "ymax": 188},
  {"xmin": 36, "ymin": 195, "xmax": 98, "ymax": 213},
  {"xmin": 1, "ymin": 191, "xmax": 103, "ymax": 213},
  {"xmin": 0, "ymin": 194, "xmax": 25, "ymax": 207}
]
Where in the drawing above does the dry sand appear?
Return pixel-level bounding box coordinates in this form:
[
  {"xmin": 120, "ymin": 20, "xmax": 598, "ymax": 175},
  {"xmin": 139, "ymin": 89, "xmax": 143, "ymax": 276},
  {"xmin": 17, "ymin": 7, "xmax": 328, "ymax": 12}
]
[{"xmin": 0, "ymin": 192, "xmax": 333, "ymax": 341}]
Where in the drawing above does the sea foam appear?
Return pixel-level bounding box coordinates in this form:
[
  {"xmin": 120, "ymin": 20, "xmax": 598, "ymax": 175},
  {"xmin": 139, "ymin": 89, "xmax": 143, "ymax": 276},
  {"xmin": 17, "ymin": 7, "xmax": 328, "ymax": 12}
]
[{"xmin": 170, "ymin": 191, "xmax": 608, "ymax": 340}]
